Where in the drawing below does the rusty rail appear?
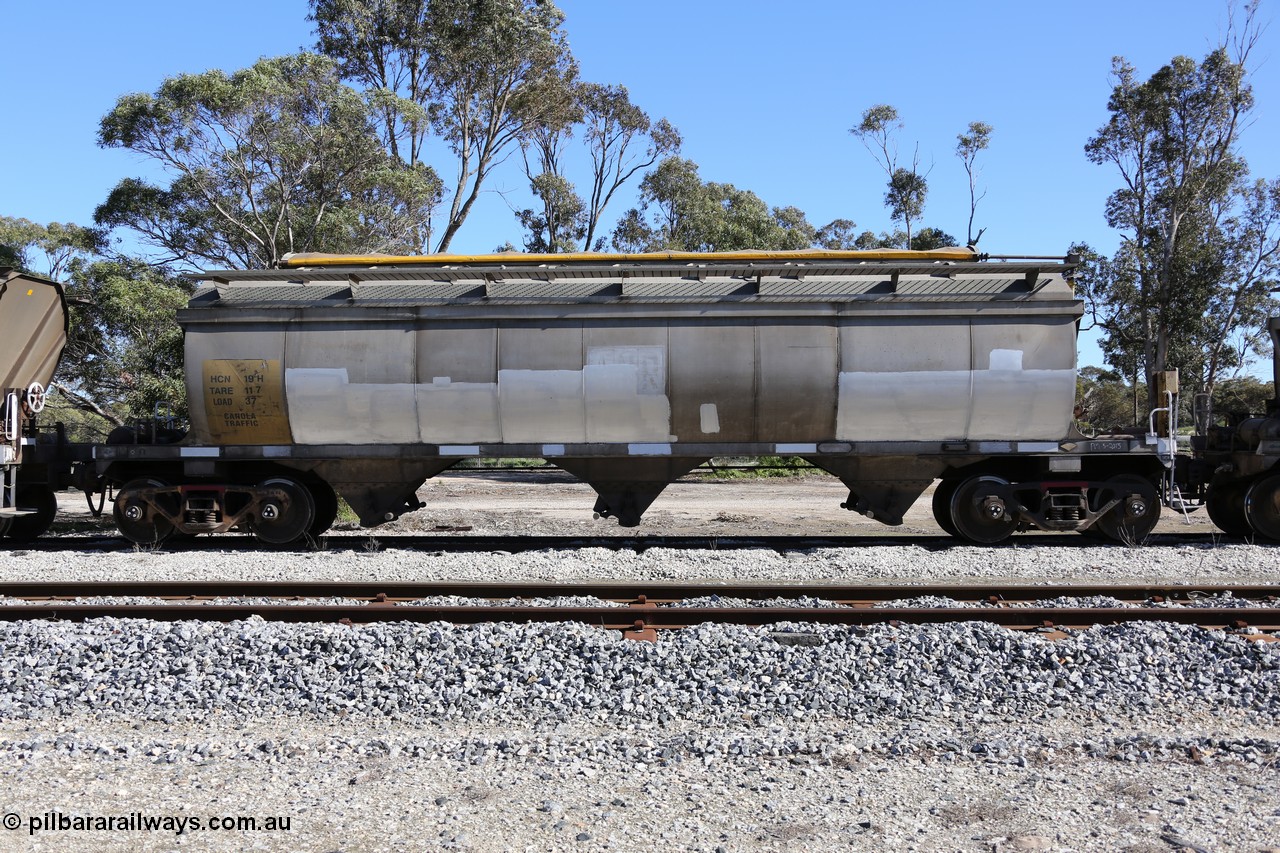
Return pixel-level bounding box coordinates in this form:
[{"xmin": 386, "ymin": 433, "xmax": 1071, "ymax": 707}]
[
  {"xmin": 0, "ymin": 604, "xmax": 1273, "ymax": 634},
  {"xmin": 0, "ymin": 579, "xmax": 1277, "ymax": 635},
  {"xmin": 0, "ymin": 580, "xmax": 1274, "ymax": 603}
]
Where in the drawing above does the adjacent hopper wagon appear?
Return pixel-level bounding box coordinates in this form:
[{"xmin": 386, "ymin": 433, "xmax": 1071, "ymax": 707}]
[{"xmin": 0, "ymin": 268, "xmax": 66, "ymax": 539}]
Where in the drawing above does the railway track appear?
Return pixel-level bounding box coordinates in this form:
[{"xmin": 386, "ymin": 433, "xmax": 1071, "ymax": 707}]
[
  {"xmin": 1, "ymin": 530, "xmax": 1254, "ymax": 553},
  {"xmin": 0, "ymin": 581, "xmax": 1276, "ymax": 636}
]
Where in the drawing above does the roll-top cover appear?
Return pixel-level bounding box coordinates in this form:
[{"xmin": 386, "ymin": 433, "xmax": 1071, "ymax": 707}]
[{"xmin": 187, "ymin": 250, "xmax": 1079, "ymax": 312}]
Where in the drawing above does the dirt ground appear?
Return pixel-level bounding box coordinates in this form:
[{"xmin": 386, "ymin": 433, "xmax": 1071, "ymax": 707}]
[{"xmin": 366, "ymin": 470, "xmax": 1221, "ymax": 539}]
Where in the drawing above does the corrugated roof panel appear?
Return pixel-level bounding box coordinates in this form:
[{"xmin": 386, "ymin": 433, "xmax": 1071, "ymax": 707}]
[
  {"xmin": 353, "ymin": 283, "xmax": 483, "ymax": 301},
  {"xmin": 622, "ymin": 278, "xmax": 754, "ymax": 298},
  {"xmin": 485, "ymin": 280, "xmax": 620, "ymax": 299},
  {"xmin": 215, "ymin": 283, "xmax": 350, "ymax": 302}
]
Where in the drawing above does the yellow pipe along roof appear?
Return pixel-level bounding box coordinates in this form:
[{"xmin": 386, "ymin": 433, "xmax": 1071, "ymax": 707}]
[{"xmin": 279, "ymin": 247, "xmax": 981, "ymax": 268}]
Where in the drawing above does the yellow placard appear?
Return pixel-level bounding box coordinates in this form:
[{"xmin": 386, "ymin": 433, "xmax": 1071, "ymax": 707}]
[{"xmin": 202, "ymin": 359, "xmax": 292, "ymax": 443}]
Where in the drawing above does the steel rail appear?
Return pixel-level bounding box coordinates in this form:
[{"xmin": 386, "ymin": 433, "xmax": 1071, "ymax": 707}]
[
  {"xmin": 0, "ymin": 580, "xmax": 1275, "ymax": 603},
  {"xmin": 0, "ymin": 603, "xmax": 1274, "ymax": 632}
]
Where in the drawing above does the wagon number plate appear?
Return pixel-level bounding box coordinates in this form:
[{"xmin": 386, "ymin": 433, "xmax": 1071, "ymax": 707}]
[{"xmin": 1088, "ymin": 440, "xmax": 1128, "ymax": 453}]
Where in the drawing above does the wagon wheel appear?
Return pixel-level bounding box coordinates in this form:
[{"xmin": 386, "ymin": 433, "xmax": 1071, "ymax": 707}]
[
  {"xmin": 251, "ymin": 477, "xmax": 316, "ymax": 545},
  {"xmin": 307, "ymin": 480, "xmax": 339, "ymax": 540},
  {"xmin": 113, "ymin": 477, "xmax": 176, "ymax": 545},
  {"xmin": 931, "ymin": 479, "xmax": 961, "ymax": 538},
  {"xmin": 949, "ymin": 475, "xmax": 1018, "ymax": 544},
  {"xmin": 1093, "ymin": 475, "xmax": 1160, "ymax": 544},
  {"xmin": 1244, "ymin": 473, "xmax": 1280, "ymax": 542},
  {"xmin": 1206, "ymin": 481, "xmax": 1252, "ymax": 537},
  {"xmin": 5, "ymin": 485, "xmax": 57, "ymax": 541}
]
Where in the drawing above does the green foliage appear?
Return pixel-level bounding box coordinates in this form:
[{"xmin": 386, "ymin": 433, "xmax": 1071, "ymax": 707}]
[
  {"xmin": 814, "ymin": 219, "xmax": 859, "ymax": 249},
  {"xmin": 0, "ymin": 217, "xmax": 105, "ymax": 279},
  {"xmin": 511, "ymin": 78, "xmax": 682, "ymax": 254},
  {"xmin": 578, "ymin": 83, "xmax": 681, "ymax": 250},
  {"xmin": 37, "ymin": 388, "xmax": 116, "ymax": 443},
  {"xmin": 517, "ymin": 172, "xmax": 586, "ymax": 252},
  {"xmin": 609, "ymin": 157, "xmax": 816, "ymax": 252},
  {"xmin": 315, "ymin": 0, "xmax": 577, "ymax": 252},
  {"xmin": 908, "ymin": 227, "xmax": 959, "ymax": 250},
  {"xmin": 955, "ymin": 121, "xmax": 992, "ymax": 245},
  {"xmin": 310, "ymin": 0, "xmax": 434, "ymax": 164},
  {"xmin": 95, "ymin": 53, "xmax": 442, "ymax": 268},
  {"xmin": 850, "ymin": 103, "xmax": 932, "ymax": 248},
  {"xmin": 1076, "ymin": 366, "xmax": 1144, "ymax": 432},
  {"xmin": 1212, "ymin": 375, "xmax": 1273, "ymax": 416},
  {"xmin": 849, "ymin": 226, "xmax": 957, "ymax": 250},
  {"xmin": 1083, "ymin": 9, "xmax": 1280, "ymax": 411},
  {"xmin": 885, "ymin": 168, "xmax": 927, "ymax": 235},
  {"xmin": 59, "ymin": 257, "xmax": 191, "ymax": 426},
  {"xmin": 0, "ymin": 218, "xmax": 183, "ymax": 428}
]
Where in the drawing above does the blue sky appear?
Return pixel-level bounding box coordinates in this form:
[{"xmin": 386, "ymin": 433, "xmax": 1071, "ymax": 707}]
[{"xmin": 3, "ymin": 1, "xmax": 1278, "ymax": 371}]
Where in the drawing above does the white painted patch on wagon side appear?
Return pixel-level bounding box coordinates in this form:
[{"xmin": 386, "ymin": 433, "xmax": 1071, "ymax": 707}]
[
  {"xmin": 837, "ymin": 371, "xmax": 970, "ymax": 441},
  {"xmin": 285, "ymin": 349, "xmax": 674, "ymax": 446},
  {"xmin": 837, "ymin": 369, "xmax": 1075, "ymax": 442},
  {"xmin": 498, "ymin": 369, "xmax": 586, "ymax": 443},
  {"xmin": 583, "ymin": 363, "xmax": 671, "ymax": 442},
  {"xmin": 439, "ymin": 445, "xmax": 480, "ymax": 456},
  {"xmin": 699, "ymin": 403, "xmax": 720, "ymax": 434},
  {"xmin": 586, "ymin": 346, "xmax": 665, "ymax": 394},
  {"xmin": 286, "ymin": 368, "xmax": 419, "ymax": 444},
  {"xmin": 179, "ymin": 447, "xmax": 220, "ymax": 457},
  {"xmin": 989, "ymin": 348, "xmax": 1024, "ymax": 371},
  {"xmin": 969, "ymin": 369, "xmax": 1075, "ymax": 440},
  {"xmin": 1016, "ymin": 442, "xmax": 1060, "ymax": 453},
  {"xmin": 417, "ymin": 381, "xmax": 500, "ymax": 443},
  {"xmin": 541, "ymin": 444, "xmax": 565, "ymax": 456}
]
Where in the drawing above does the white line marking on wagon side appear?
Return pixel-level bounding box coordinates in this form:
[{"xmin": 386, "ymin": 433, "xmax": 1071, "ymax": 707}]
[
  {"xmin": 628, "ymin": 443, "xmax": 672, "ymax": 455},
  {"xmin": 1016, "ymin": 442, "xmax": 1059, "ymax": 453},
  {"xmin": 775, "ymin": 443, "xmax": 818, "ymax": 454}
]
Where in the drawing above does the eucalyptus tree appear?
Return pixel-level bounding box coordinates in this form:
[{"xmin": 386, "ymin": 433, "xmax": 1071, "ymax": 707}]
[
  {"xmin": 814, "ymin": 218, "xmax": 860, "ymax": 249},
  {"xmin": 955, "ymin": 121, "xmax": 992, "ymax": 246},
  {"xmin": 1084, "ymin": 4, "xmax": 1280, "ymax": 409},
  {"xmin": 56, "ymin": 257, "xmax": 191, "ymax": 426},
  {"xmin": 312, "ymin": 0, "xmax": 577, "ymax": 252},
  {"xmin": 610, "ymin": 157, "xmax": 815, "ymax": 252},
  {"xmin": 0, "ymin": 217, "xmax": 104, "ymax": 280},
  {"xmin": 515, "ymin": 69, "xmax": 585, "ymax": 252},
  {"xmin": 96, "ymin": 53, "xmax": 441, "ymax": 268},
  {"xmin": 850, "ymin": 104, "xmax": 929, "ymax": 248},
  {"xmin": 578, "ymin": 83, "xmax": 681, "ymax": 251}
]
